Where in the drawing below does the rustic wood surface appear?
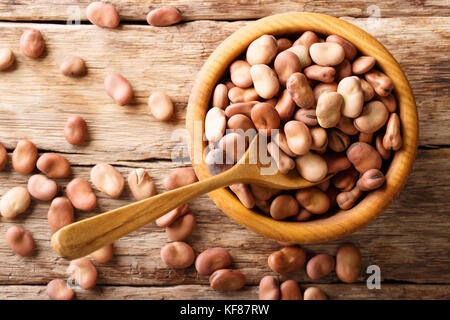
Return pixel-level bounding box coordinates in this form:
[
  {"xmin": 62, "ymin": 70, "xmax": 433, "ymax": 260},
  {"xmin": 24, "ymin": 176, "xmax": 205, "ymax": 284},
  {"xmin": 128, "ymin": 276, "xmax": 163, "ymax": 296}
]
[{"xmin": 0, "ymin": 0, "xmax": 449, "ymax": 300}]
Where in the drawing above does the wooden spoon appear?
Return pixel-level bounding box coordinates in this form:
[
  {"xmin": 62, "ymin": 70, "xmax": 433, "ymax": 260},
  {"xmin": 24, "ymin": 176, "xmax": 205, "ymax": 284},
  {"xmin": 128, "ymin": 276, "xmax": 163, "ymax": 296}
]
[{"xmin": 51, "ymin": 135, "xmax": 333, "ymax": 259}]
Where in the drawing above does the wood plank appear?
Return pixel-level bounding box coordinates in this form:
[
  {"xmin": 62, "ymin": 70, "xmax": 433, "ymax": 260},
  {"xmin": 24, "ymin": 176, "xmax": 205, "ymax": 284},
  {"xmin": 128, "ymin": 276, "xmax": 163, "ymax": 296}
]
[
  {"xmin": 0, "ymin": 17, "xmax": 448, "ymax": 163},
  {"xmin": 1, "ymin": 284, "xmax": 449, "ymax": 300},
  {"xmin": 0, "ymin": 0, "xmax": 449, "ymax": 21},
  {"xmin": 0, "ymin": 148, "xmax": 448, "ymax": 286}
]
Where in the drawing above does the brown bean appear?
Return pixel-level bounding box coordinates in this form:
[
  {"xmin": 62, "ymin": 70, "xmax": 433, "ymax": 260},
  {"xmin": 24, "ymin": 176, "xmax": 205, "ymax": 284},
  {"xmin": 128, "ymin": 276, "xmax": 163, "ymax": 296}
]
[
  {"xmin": 219, "ymin": 133, "xmax": 247, "ymax": 162},
  {"xmin": 246, "ymin": 35, "xmax": 278, "ymax": 65},
  {"xmin": 47, "ymin": 279, "xmax": 74, "ymax": 300},
  {"xmin": 316, "ymin": 91, "xmax": 343, "ymax": 128},
  {"xmin": 0, "ymin": 48, "xmax": 15, "ymax": 71},
  {"xmin": 323, "ymin": 152, "xmax": 351, "ymax": 174},
  {"xmin": 155, "ymin": 203, "xmax": 189, "ymax": 227},
  {"xmin": 347, "ymin": 142, "xmax": 382, "ymax": 173},
  {"xmin": 292, "ymin": 208, "xmax": 312, "ymax": 221},
  {"xmin": 259, "ymin": 276, "xmax": 280, "ymax": 300},
  {"xmin": 327, "ymin": 129, "xmax": 350, "ymax": 152},
  {"xmin": 326, "ymin": 35, "xmax": 357, "ymax": 61},
  {"xmin": 212, "ymin": 83, "xmax": 229, "ymax": 109},
  {"xmin": 375, "ymin": 134, "xmax": 391, "ymax": 160},
  {"xmin": 48, "ymin": 197, "xmax": 74, "ymax": 231},
  {"xmin": 286, "ymin": 72, "xmax": 315, "ymax": 108},
  {"xmin": 284, "ymin": 120, "xmax": 312, "ymax": 155},
  {"xmin": 317, "ymin": 179, "xmax": 330, "ymax": 192},
  {"xmin": 336, "ymin": 116, "xmax": 359, "ymax": 135},
  {"xmin": 332, "ymin": 167, "xmax": 359, "ymax": 191},
  {"xmin": 205, "ymin": 107, "xmax": 226, "ymax": 142},
  {"xmin": 104, "ymin": 73, "xmax": 133, "ymax": 105},
  {"xmin": 294, "ymin": 108, "xmax": 318, "ymax": 127},
  {"xmin": 295, "ymin": 187, "xmax": 330, "ymax": 214},
  {"xmin": 274, "ymin": 51, "xmax": 301, "ymax": 86},
  {"xmin": 365, "ymin": 70, "xmax": 394, "ymax": 97},
  {"xmin": 269, "ymin": 194, "xmax": 299, "ymax": 220},
  {"xmin": 309, "ymin": 42, "xmax": 345, "ymax": 66},
  {"xmin": 87, "ymin": 1, "xmax": 120, "ymax": 28},
  {"xmin": 230, "ymin": 60, "xmax": 252, "ymax": 88},
  {"xmin": 306, "ymin": 254, "xmax": 335, "ymax": 280},
  {"xmin": 68, "ymin": 257, "xmax": 98, "ymax": 289},
  {"xmin": 267, "ymin": 142, "xmax": 295, "ymax": 175},
  {"xmin": 161, "ymin": 241, "xmax": 195, "ymax": 269},
  {"xmin": 250, "ymin": 64, "xmax": 280, "ymax": 99},
  {"xmin": 280, "ymin": 280, "xmax": 302, "ymax": 300},
  {"xmin": 313, "ymin": 82, "xmax": 337, "ymax": 101},
  {"xmin": 5, "ymin": 225, "xmax": 35, "ymax": 256},
  {"xmin": 376, "ymin": 94, "xmax": 397, "ymax": 113},
  {"xmin": 276, "ymin": 38, "xmax": 293, "ymax": 52},
  {"xmin": 337, "ymin": 76, "xmax": 364, "ymax": 118},
  {"xmin": 357, "ymin": 168, "xmax": 385, "ymax": 191},
  {"xmin": 0, "ymin": 143, "xmax": 7, "ymax": 171},
  {"xmin": 354, "ymin": 101, "xmax": 389, "ymax": 134},
  {"xmin": 225, "ymin": 101, "xmax": 258, "ymax": 118},
  {"xmin": 309, "ymin": 127, "xmax": 328, "ymax": 151},
  {"xmin": 128, "ymin": 169, "xmax": 156, "ymax": 201},
  {"xmin": 0, "ymin": 187, "xmax": 31, "ymax": 219},
  {"xmin": 250, "ymin": 102, "xmax": 280, "ymax": 136},
  {"xmin": 272, "ymin": 131, "xmax": 296, "ymax": 157},
  {"xmin": 37, "ymin": 153, "xmax": 70, "ymax": 179},
  {"xmin": 336, "ymin": 186, "xmax": 363, "ymax": 210},
  {"xmin": 146, "ymin": 6, "xmax": 181, "ymax": 26},
  {"xmin": 326, "ymin": 185, "xmax": 340, "ymax": 207},
  {"xmin": 352, "ymin": 56, "xmax": 376, "ymax": 74},
  {"xmin": 295, "ymin": 152, "xmax": 328, "ymax": 183},
  {"xmin": 360, "ymin": 78, "xmax": 375, "ymax": 102},
  {"xmin": 287, "ymin": 45, "xmax": 312, "ymax": 69},
  {"xmin": 27, "ymin": 174, "xmax": 58, "ymax": 201},
  {"xmin": 90, "ymin": 244, "xmax": 114, "ymax": 263},
  {"xmin": 66, "ymin": 178, "xmax": 97, "ymax": 211},
  {"xmin": 64, "ymin": 115, "xmax": 87, "ymax": 146},
  {"xmin": 293, "ymin": 31, "xmax": 319, "ymax": 49},
  {"xmin": 20, "ymin": 29, "xmax": 45, "ymax": 58},
  {"xmin": 304, "ymin": 65, "xmax": 335, "ymax": 83},
  {"xmin": 336, "ymin": 244, "xmax": 361, "ymax": 283},
  {"xmin": 210, "ymin": 269, "xmax": 246, "ymax": 291},
  {"xmin": 230, "ymin": 183, "xmax": 255, "ymax": 208},
  {"xmin": 228, "ymin": 87, "xmax": 260, "ymax": 103},
  {"xmin": 12, "ymin": 140, "xmax": 38, "ymax": 174},
  {"xmin": 255, "ymin": 199, "xmax": 271, "ymax": 215},
  {"xmin": 60, "ymin": 56, "xmax": 86, "ymax": 77},
  {"xmin": 166, "ymin": 213, "xmax": 196, "ymax": 241},
  {"xmin": 148, "ymin": 91, "xmax": 174, "ymax": 121},
  {"xmin": 90, "ymin": 163, "xmax": 124, "ymax": 198},
  {"xmin": 249, "ymin": 184, "xmax": 280, "ymax": 201},
  {"xmin": 195, "ymin": 248, "xmax": 232, "ymax": 275},
  {"xmin": 334, "ymin": 59, "xmax": 352, "ymax": 82},
  {"xmin": 227, "ymin": 114, "xmax": 255, "ymax": 133},
  {"xmin": 268, "ymin": 246, "xmax": 306, "ymax": 274},
  {"xmin": 383, "ymin": 113, "xmax": 402, "ymax": 151},
  {"xmin": 163, "ymin": 167, "xmax": 198, "ymax": 191},
  {"xmin": 303, "ymin": 287, "xmax": 327, "ymax": 300}
]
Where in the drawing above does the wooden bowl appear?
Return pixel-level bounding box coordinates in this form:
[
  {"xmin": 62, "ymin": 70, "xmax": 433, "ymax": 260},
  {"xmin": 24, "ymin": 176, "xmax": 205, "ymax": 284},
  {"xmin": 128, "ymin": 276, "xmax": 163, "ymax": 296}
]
[{"xmin": 186, "ymin": 12, "xmax": 418, "ymax": 243}]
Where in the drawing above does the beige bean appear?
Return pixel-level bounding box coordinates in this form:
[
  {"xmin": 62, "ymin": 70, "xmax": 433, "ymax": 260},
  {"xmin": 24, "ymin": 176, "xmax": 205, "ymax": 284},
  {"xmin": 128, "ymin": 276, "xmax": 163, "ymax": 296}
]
[
  {"xmin": 225, "ymin": 101, "xmax": 258, "ymax": 118},
  {"xmin": 0, "ymin": 187, "xmax": 31, "ymax": 219},
  {"xmin": 246, "ymin": 35, "xmax": 278, "ymax": 65},
  {"xmin": 306, "ymin": 254, "xmax": 335, "ymax": 280},
  {"xmin": 259, "ymin": 276, "xmax": 280, "ymax": 300},
  {"xmin": 210, "ymin": 269, "xmax": 246, "ymax": 291},
  {"xmin": 90, "ymin": 163, "xmax": 124, "ymax": 198},
  {"xmin": 284, "ymin": 120, "xmax": 312, "ymax": 155},
  {"xmin": 250, "ymin": 102, "xmax": 280, "ymax": 136},
  {"xmin": 205, "ymin": 107, "xmax": 226, "ymax": 142},
  {"xmin": 365, "ymin": 70, "xmax": 394, "ymax": 97},
  {"xmin": 316, "ymin": 91, "xmax": 343, "ymax": 128},
  {"xmin": 309, "ymin": 42, "xmax": 345, "ymax": 66},
  {"xmin": 327, "ymin": 129, "xmax": 350, "ymax": 152},
  {"xmin": 230, "ymin": 183, "xmax": 255, "ymax": 208},
  {"xmin": 156, "ymin": 203, "xmax": 189, "ymax": 227},
  {"xmin": 292, "ymin": 208, "xmax": 312, "ymax": 221},
  {"xmin": 276, "ymin": 38, "xmax": 293, "ymax": 52},
  {"xmin": 47, "ymin": 279, "xmax": 75, "ymax": 300},
  {"xmin": 250, "ymin": 64, "xmax": 280, "ymax": 99},
  {"xmin": 295, "ymin": 152, "xmax": 327, "ymax": 183},
  {"xmin": 293, "ymin": 31, "xmax": 319, "ymax": 49},
  {"xmin": 383, "ymin": 113, "xmax": 402, "ymax": 151},
  {"xmin": 332, "ymin": 167, "xmax": 359, "ymax": 191},
  {"xmin": 128, "ymin": 168, "xmax": 156, "ymax": 201},
  {"xmin": 295, "ymin": 187, "xmax": 330, "ymax": 214},
  {"xmin": 347, "ymin": 142, "xmax": 382, "ymax": 173},
  {"xmin": 219, "ymin": 132, "xmax": 247, "ymax": 162},
  {"xmin": 354, "ymin": 101, "xmax": 388, "ymax": 134},
  {"xmin": 269, "ymin": 194, "xmax": 299, "ymax": 220},
  {"xmin": 48, "ymin": 197, "xmax": 74, "ymax": 232},
  {"xmin": 334, "ymin": 59, "xmax": 352, "ymax": 82},
  {"xmin": 304, "ymin": 65, "xmax": 335, "ymax": 83},
  {"xmin": 12, "ymin": 139, "xmax": 38, "ymax": 174},
  {"xmin": 280, "ymin": 280, "xmax": 302, "ymax": 300},
  {"xmin": 166, "ymin": 213, "xmax": 196, "ymax": 241},
  {"xmin": 376, "ymin": 94, "xmax": 397, "ymax": 113},
  {"xmin": 90, "ymin": 244, "xmax": 114, "ymax": 263},
  {"xmin": 163, "ymin": 167, "xmax": 198, "ymax": 190},
  {"xmin": 286, "ymin": 45, "xmax": 312, "ymax": 69},
  {"xmin": 360, "ymin": 78, "xmax": 375, "ymax": 102},
  {"xmin": 268, "ymin": 246, "xmax": 306, "ymax": 274},
  {"xmin": 230, "ymin": 60, "xmax": 252, "ymax": 88},
  {"xmin": 267, "ymin": 142, "xmax": 295, "ymax": 175},
  {"xmin": 6, "ymin": 225, "xmax": 35, "ymax": 256},
  {"xmin": 274, "ymin": 51, "xmax": 301, "ymax": 86},
  {"xmin": 352, "ymin": 56, "xmax": 376, "ymax": 74},
  {"xmin": 337, "ymin": 76, "xmax": 364, "ymax": 118},
  {"xmin": 37, "ymin": 153, "xmax": 71, "ymax": 179},
  {"xmin": 195, "ymin": 248, "xmax": 232, "ymax": 275},
  {"xmin": 323, "ymin": 152, "xmax": 352, "ymax": 174},
  {"xmin": 357, "ymin": 169, "xmax": 385, "ymax": 191},
  {"xmin": 0, "ymin": 143, "xmax": 8, "ymax": 171},
  {"xmin": 228, "ymin": 87, "xmax": 260, "ymax": 103},
  {"xmin": 104, "ymin": 73, "xmax": 133, "ymax": 106},
  {"xmin": 212, "ymin": 83, "xmax": 229, "ymax": 109},
  {"xmin": 313, "ymin": 82, "xmax": 337, "ymax": 101},
  {"xmin": 286, "ymin": 72, "xmax": 315, "ymax": 108},
  {"xmin": 20, "ymin": 29, "xmax": 45, "ymax": 58},
  {"xmin": 148, "ymin": 91, "xmax": 174, "ymax": 121},
  {"xmin": 294, "ymin": 108, "xmax": 318, "ymax": 127},
  {"xmin": 227, "ymin": 114, "xmax": 255, "ymax": 133},
  {"xmin": 249, "ymin": 184, "xmax": 280, "ymax": 201},
  {"xmin": 336, "ymin": 244, "xmax": 361, "ymax": 283},
  {"xmin": 336, "ymin": 116, "xmax": 359, "ymax": 135},
  {"xmin": 326, "ymin": 35, "xmax": 357, "ymax": 61},
  {"xmin": 161, "ymin": 241, "xmax": 195, "ymax": 268},
  {"xmin": 146, "ymin": 6, "xmax": 181, "ymax": 26},
  {"xmin": 60, "ymin": 56, "xmax": 86, "ymax": 77},
  {"xmin": 0, "ymin": 48, "xmax": 15, "ymax": 71},
  {"xmin": 86, "ymin": 1, "xmax": 120, "ymax": 28},
  {"xmin": 272, "ymin": 131, "xmax": 296, "ymax": 157},
  {"xmin": 27, "ymin": 174, "xmax": 58, "ymax": 201},
  {"xmin": 309, "ymin": 127, "xmax": 328, "ymax": 151},
  {"xmin": 336, "ymin": 186, "xmax": 363, "ymax": 210},
  {"xmin": 66, "ymin": 178, "xmax": 97, "ymax": 211},
  {"xmin": 64, "ymin": 115, "xmax": 87, "ymax": 146},
  {"xmin": 303, "ymin": 287, "xmax": 327, "ymax": 300},
  {"xmin": 68, "ymin": 257, "xmax": 98, "ymax": 289},
  {"xmin": 375, "ymin": 134, "xmax": 391, "ymax": 160}
]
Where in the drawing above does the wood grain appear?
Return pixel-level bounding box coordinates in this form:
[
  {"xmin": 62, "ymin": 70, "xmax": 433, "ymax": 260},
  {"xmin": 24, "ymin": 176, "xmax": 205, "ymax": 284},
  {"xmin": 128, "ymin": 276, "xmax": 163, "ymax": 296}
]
[{"xmin": 0, "ymin": 0, "xmax": 448, "ymax": 21}]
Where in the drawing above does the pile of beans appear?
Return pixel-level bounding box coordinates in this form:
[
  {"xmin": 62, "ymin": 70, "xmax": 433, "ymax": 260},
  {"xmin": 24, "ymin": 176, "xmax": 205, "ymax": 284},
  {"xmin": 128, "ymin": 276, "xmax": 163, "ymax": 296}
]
[{"xmin": 204, "ymin": 31, "xmax": 402, "ymax": 221}]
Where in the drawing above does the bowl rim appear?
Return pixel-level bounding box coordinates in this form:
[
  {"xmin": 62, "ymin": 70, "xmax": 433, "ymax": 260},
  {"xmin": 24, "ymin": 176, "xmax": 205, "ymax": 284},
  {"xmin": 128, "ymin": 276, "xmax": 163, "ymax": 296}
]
[{"xmin": 186, "ymin": 12, "xmax": 418, "ymax": 243}]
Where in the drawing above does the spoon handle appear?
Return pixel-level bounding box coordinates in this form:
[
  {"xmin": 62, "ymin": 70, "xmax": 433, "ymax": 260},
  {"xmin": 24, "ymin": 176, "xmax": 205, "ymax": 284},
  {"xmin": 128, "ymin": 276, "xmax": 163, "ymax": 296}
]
[{"xmin": 51, "ymin": 167, "xmax": 242, "ymax": 259}]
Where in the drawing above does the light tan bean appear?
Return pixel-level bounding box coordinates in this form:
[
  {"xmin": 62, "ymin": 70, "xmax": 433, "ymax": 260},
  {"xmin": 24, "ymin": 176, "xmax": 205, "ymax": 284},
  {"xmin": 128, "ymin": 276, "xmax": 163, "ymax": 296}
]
[
  {"xmin": 48, "ymin": 197, "xmax": 74, "ymax": 231},
  {"xmin": 66, "ymin": 178, "xmax": 97, "ymax": 211},
  {"xmin": 210, "ymin": 269, "xmax": 246, "ymax": 291},
  {"xmin": 280, "ymin": 280, "xmax": 302, "ymax": 300},
  {"xmin": 337, "ymin": 76, "xmax": 364, "ymax": 118},
  {"xmin": 284, "ymin": 120, "xmax": 312, "ymax": 155},
  {"xmin": 352, "ymin": 56, "xmax": 376, "ymax": 74},
  {"xmin": 37, "ymin": 153, "xmax": 70, "ymax": 179},
  {"xmin": 304, "ymin": 65, "xmax": 335, "ymax": 83},
  {"xmin": 286, "ymin": 72, "xmax": 315, "ymax": 108},
  {"xmin": 259, "ymin": 276, "xmax": 280, "ymax": 300},
  {"xmin": 47, "ymin": 279, "xmax": 75, "ymax": 300},
  {"xmin": 27, "ymin": 174, "xmax": 58, "ymax": 201},
  {"xmin": 267, "ymin": 142, "xmax": 295, "ymax": 175},
  {"xmin": 219, "ymin": 132, "xmax": 247, "ymax": 162},
  {"xmin": 332, "ymin": 167, "xmax": 358, "ymax": 191},
  {"xmin": 327, "ymin": 129, "xmax": 350, "ymax": 152},
  {"xmin": 230, "ymin": 183, "xmax": 255, "ymax": 208},
  {"xmin": 293, "ymin": 31, "xmax": 319, "ymax": 49},
  {"xmin": 286, "ymin": 45, "xmax": 312, "ymax": 69},
  {"xmin": 228, "ymin": 87, "xmax": 260, "ymax": 103},
  {"xmin": 336, "ymin": 244, "xmax": 361, "ymax": 283},
  {"xmin": 309, "ymin": 42, "xmax": 345, "ymax": 66},
  {"xmin": 90, "ymin": 244, "xmax": 114, "ymax": 263},
  {"xmin": 274, "ymin": 51, "xmax": 301, "ymax": 86},
  {"xmin": 336, "ymin": 116, "xmax": 359, "ymax": 135},
  {"xmin": 195, "ymin": 248, "xmax": 232, "ymax": 275},
  {"xmin": 313, "ymin": 82, "xmax": 337, "ymax": 101},
  {"xmin": 250, "ymin": 64, "xmax": 280, "ymax": 99},
  {"xmin": 295, "ymin": 187, "xmax": 330, "ymax": 214},
  {"xmin": 128, "ymin": 169, "xmax": 156, "ymax": 201},
  {"xmin": 268, "ymin": 246, "xmax": 306, "ymax": 274},
  {"xmin": 0, "ymin": 187, "xmax": 31, "ymax": 219},
  {"xmin": 212, "ymin": 83, "xmax": 229, "ymax": 109},
  {"xmin": 336, "ymin": 186, "xmax": 363, "ymax": 210},
  {"xmin": 163, "ymin": 167, "xmax": 198, "ymax": 190},
  {"xmin": 276, "ymin": 38, "xmax": 293, "ymax": 52},
  {"xmin": 270, "ymin": 194, "xmax": 299, "ymax": 220},
  {"xmin": 347, "ymin": 142, "xmax": 382, "ymax": 173},
  {"xmin": 148, "ymin": 91, "xmax": 174, "ymax": 121},
  {"xmin": 376, "ymin": 94, "xmax": 397, "ymax": 112},
  {"xmin": 354, "ymin": 101, "xmax": 388, "ymax": 134},
  {"xmin": 146, "ymin": 6, "xmax": 181, "ymax": 26},
  {"xmin": 375, "ymin": 134, "xmax": 391, "ymax": 160},
  {"xmin": 0, "ymin": 143, "xmax": 8, "ymax": 171},
  {"xmin": 104, "ymin": 74, "xmax": 133, "ymax": 107},
  {"xmin": 250, "ymin": 102, "xmax": 280, "ymax": 136},
  {"xmin": 0, "ymin": 48, "xmax": 15, "ymax": 71},
  {"xmin": 64, "ymin": 115, "xmax": 87, "ymax": 145},
  {"xmin": 295, "ymin": 152, "xmax": 328, "ymax": 183},
  {"xmin": 334, "ymin": 59, "xmax": 352, "ymax": 82},
  {"xmin": 225, "ymin": 101, "xmax": 258, "ymax": 118},
  {"xmin": 249, "ymin": 184, "xmax": 280, "ymax": 201},
  {"xmin": 155, "ymin": 203, "xmax": 189, "ymax": 227},
  {"xmin": 383, "ymin": 113, "xmax": 403, "ymax": 151},
  {"xmin": 357, "ymin": 169, "xmax": 385, "ymax": 191},
  {"xmin": 90, "ymin": 163, "xmax": 124, "ymax": 198},
  {"xmin": 6, "ymin": 225, "xmax": 35, "ymax": 256},
  {"xmin": 12, "ymin": 139, "xmax": 38, "ymax": 174},
  {"xmin": 272, "ymin": 131, "xmax": 296, "ymax": 157},
  {"xmin": 316, "ymin": 91, "xmax": 343, "ymax": 128},
  {"xmin": 166, "ymin": 213, "xmax": 196, "ymax": 241},
  {"xmin": 246, "ymin": 35, "xmax": 278, "ymax": 65},
  {"xmin": 303, "ymin": 287, "xmax": 327, "ymax": 300},
  {"xmin": 161, "ymin": 241, "xmax": 195, "ymax": 268},
  {"xmin": 365, "ymin": 70, "xmax": 394, "ymax": 97},
  {"xmin": 68, "ymin": 257, "xmax": 98, "ymax": 289},
  {"xmin": 360, "ymin": 78, "xmax": 375, "ymax": 102},
  {"xmin": 294, "ymin": 108, "xmax": 318, "ymax": 127},
  {"xmin": 60, "ymin": 56, "xmax": 86, "ymax": 77},
  {"xmin": 306, "ymin": 254, "xmax": 335, "ymax": 280},
  {"xmin": 205, "ymin": 107, "xmax": 226, "ymax": 142},
  {"xmin": 309, "ymin": 127, "xmax": 328, "ymax": 151},
  {"xmin": 20, "ymin": 29, "xmax": 45, "ymax": 58},
  {"xmin": 326, "ymin": 35, "xmax": 357, "ymax": 61},
  {"xmin": 227, "ymin": 114, "xmax": 255, "ymax": 132},
  {"xmin": 323, "ymin": 152, "xmax": 351, "ymax": 174},
  {"xmin": 230, "ymin": 60, "xmax": 252, "ymax": 88},
  {"xmin": 87, "ymin": 1, "xmax": 120, "ymax": 28}
]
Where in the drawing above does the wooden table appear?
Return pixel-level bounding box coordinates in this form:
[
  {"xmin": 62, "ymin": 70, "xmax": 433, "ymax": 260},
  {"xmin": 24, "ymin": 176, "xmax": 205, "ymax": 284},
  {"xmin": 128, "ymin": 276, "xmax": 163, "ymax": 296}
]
[{"xmin": 0, "ymin": 1, "xmax": 449, "ymax": 300}]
